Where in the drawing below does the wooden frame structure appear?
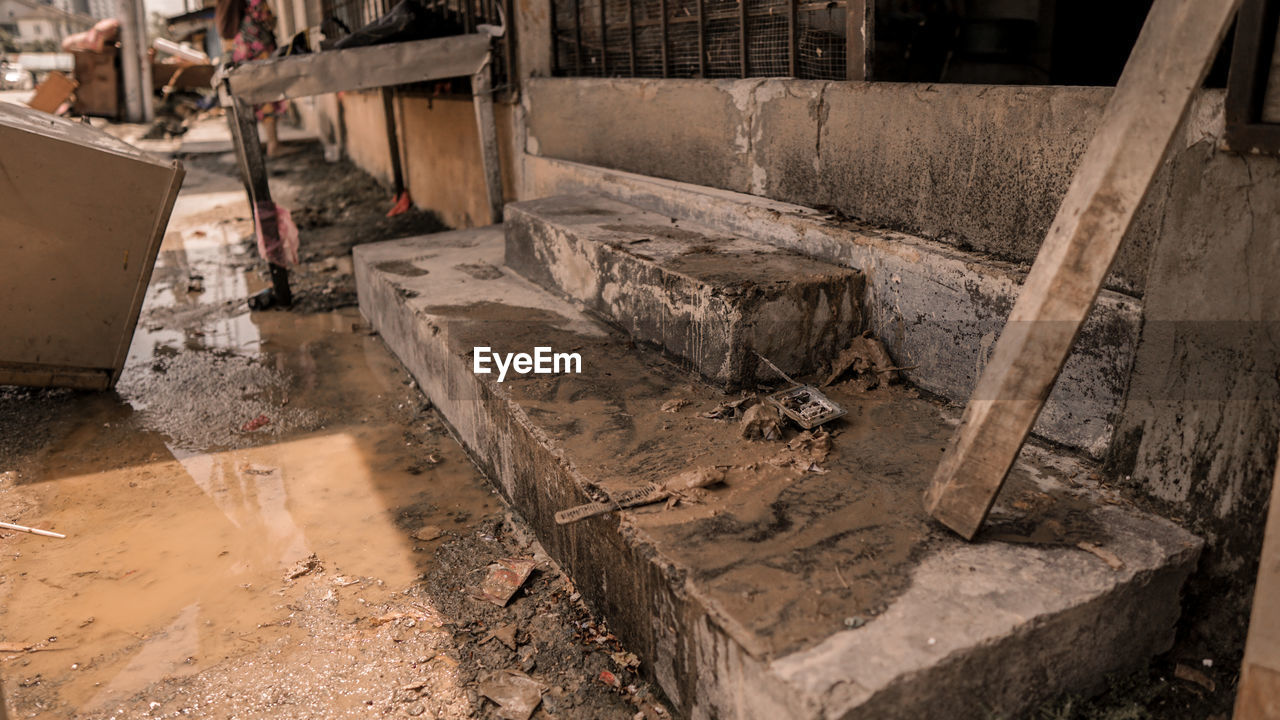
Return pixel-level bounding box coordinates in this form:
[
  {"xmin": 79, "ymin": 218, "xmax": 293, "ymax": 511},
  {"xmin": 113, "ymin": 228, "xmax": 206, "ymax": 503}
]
[{"xmin": 220, "ymin": 33, "xmax": 503, "ymax": 305}]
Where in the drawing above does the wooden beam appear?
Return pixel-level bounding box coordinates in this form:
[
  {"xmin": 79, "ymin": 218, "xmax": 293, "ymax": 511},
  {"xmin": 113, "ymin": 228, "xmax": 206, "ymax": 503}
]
[
  {"xmin": 472, "ymin": 62, "xmax": 505, "ymax": 224},
  {"xmin": 922, "ymin": 0, "xmax": 1242, "ymax": 540},
  {"xmin": 844, "ymin": 0, "xmax": 871, "ymax": 81},
  {"xmin": 226, "ymin": 34, "xmax": 492, "ymax": 105},
  {"xmin": 1236, "ymin": 440, "xmax": 1280, "ymax": 720}
]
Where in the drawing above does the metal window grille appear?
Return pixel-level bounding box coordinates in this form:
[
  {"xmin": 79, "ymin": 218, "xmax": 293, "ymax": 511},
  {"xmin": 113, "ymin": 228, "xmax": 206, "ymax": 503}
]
[{"xmin": 553, "ymin": 0, "xmax": 848, "ymax": 79}]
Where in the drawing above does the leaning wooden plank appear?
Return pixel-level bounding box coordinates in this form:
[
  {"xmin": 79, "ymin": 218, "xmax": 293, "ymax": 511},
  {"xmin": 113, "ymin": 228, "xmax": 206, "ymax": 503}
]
[
  {"xmin": 1235, "ymin": 440, "xmax": 1280, "ymax": 720},
  {"xmin": 471, "ymin": 63, "xmax": 504, "ymax": 224},
  {"xmin": 227, "ymin": 34, "xmax": 491, "ymax": 105},
  {"xmin": 923, "ymin": 0, "xmax": 1242, "ymax": 540}
]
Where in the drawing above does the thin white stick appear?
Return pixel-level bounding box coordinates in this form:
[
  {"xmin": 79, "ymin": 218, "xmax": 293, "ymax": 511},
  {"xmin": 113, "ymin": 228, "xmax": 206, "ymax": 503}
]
[{"xmin": 0, "ymin": 521, "xmax": 66, "ymax": 539}]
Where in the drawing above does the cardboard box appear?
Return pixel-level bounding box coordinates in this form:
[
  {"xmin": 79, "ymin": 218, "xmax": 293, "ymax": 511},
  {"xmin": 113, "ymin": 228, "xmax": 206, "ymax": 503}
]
[{"xmin": 0, "ymin": 103, "xmax": 185, "ymax": 390}]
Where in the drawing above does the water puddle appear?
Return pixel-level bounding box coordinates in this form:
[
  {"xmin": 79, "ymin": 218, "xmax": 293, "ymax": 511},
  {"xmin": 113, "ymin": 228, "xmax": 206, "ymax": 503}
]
[{"xmin": 0, "ymin": 176, "xmax": 497, "ymax": 716}]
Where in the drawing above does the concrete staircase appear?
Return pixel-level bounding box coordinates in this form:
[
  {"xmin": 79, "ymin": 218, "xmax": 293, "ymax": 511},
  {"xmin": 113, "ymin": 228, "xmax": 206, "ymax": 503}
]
[{"xmin": 354, "ymin": 192, "xmax": 1201, "ymax": 720}]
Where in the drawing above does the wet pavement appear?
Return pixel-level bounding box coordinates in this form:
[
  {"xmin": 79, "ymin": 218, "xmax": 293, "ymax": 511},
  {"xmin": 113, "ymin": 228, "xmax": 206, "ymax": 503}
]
[{"xmin": 0, "ymin": 133, "xmax": 664, "ymax": 719}]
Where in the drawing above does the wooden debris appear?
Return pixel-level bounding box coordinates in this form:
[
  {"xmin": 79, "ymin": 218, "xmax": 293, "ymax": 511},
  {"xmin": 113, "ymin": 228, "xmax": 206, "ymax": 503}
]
[
  {"xmin": 478, "ymin": 557, "xmax": 537, "ymax": 606},
  {"xmin": 555, "ymin": 467, "xmax": 727, "ymax": 525},
  {"xmin": 1077, "ymin": 541, "xmax": 1125, "ymax": 571}
]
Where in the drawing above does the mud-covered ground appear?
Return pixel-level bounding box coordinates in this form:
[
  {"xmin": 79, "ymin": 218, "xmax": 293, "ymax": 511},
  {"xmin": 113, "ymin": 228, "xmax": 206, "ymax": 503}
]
[{"xmin": 0, "ymin": 133, "xmax": 665, "ymax": 719}]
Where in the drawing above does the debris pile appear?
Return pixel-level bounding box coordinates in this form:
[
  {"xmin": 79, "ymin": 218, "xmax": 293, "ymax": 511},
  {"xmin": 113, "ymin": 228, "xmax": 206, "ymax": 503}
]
[{"xmin": 823, "ymin": 332, "xmax": 904, "ymax": 390}]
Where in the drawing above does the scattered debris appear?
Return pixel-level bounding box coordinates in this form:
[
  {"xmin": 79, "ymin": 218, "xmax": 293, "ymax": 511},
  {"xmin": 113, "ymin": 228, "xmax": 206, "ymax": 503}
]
[
  {"xmin": 478, "ymin": 669, "xmax": 545, "ymax": 720},
  {"xmin": 1077, "ymin": 541, "xmax": 1125, "ymax": 570},
  {"xmin": 769, "ymin": 429, "xmax": 835, "ymax": 473},
  {"xmin": 701, "ymin": 396, "xmax": 752, "ymax": 420},
  {"xmin": 0, "ymin": 520, "xmax": 66, "ymax": 539},
  {"xmin": 285, "ymin": 554, "xmax": 322, "ymax": 580},
  {"xmin": 371, "ymin": 612, "xmax": 407, "ymax": 627},
  {"xmin": 766, "ymin": 385, "xmax": 846, "ymax": 430},
  {"xmin": 555, "ymin": 467, "xmax": 727, "ymax": 524},
  {"xmin": 411, "ymin": 525, "xmax": 444, "ymax": 542},
  {"xmin": 751, "ymin": 350, "xmax": 847, "ymax": 429},
  {"xmin": 240, "ymin": 414, "xmax": 271, "ymax": 432},
  {"xmin": 247, "ymin": 288, "xmax": 277, "ymax": 311},
  {"xmin": 478, "ymin": 557, "xmax": 537, "ymax": 606},
  {"xmin": 1174, "ymin": 663, "xmax": 1216, "ymax": 692},
  {"xmin": 823, "ymin": 332, "xmax": 905, "ymax": 389},
  {"xmin": 488, "ymin": 624, "xmax": 518, "ymax": 650},
  {"xmin": 610, "ymin": 650, "xmax": 640, "ymax": 670},
  {"xmin": 598, "ymin": 669, "xmax": 621, "ymax": 688},
  {"xmin": 660, "ymin": 398, "xmax": 689, "ymax": 413},
  {"xmin": 739, "ymin": 403, "xmax": 784, "ymax": 441}
]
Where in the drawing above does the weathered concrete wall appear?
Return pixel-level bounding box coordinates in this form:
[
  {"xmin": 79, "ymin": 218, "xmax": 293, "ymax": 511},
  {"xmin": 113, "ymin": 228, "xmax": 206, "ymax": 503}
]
[
  {"xmin": 341, "ymin": 92, "xmax": 518, "ymax": 228},
  {"xmin": 524, "ymin": 78, "xmax": 1179, "ymax": 295},
  {"xmin": 1111, "ymin": 95, "xmax": 1280, "ymax": 655},
  {"xmin": 339, "ymin": 89, "xmax": 394, "ymax": 188}
]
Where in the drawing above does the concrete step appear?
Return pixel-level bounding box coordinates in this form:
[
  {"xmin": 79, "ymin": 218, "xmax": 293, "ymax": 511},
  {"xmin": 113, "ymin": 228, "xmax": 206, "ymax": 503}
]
[
  {"xmin": 355, "ymin": 227, "xmax": 1201, "ymax": 720},
  {"xmin": 505, "ymin": 195, "xmax": 864, "ymax": 389}
]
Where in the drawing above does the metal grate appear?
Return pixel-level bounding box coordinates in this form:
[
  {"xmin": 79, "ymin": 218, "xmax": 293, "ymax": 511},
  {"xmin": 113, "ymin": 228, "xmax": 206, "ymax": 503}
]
[{"xmin": 553, "ymin": 0, "xmax": 849, "ymax": 79}]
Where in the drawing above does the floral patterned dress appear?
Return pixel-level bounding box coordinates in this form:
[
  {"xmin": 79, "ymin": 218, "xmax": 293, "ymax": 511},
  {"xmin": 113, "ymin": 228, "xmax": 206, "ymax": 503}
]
[{"xmin": 232, "ymin": 0, "xmax": 285, "ymax": 120}]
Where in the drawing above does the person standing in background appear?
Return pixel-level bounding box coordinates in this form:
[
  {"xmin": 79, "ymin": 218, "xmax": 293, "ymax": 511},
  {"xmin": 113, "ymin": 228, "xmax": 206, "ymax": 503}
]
[{"xmin": 215, "ymin": 0, "xmax": 287, "ymax": 156}]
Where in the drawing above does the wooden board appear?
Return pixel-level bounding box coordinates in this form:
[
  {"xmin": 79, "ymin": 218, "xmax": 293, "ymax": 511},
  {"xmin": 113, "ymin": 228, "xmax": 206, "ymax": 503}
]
[
  {"xmin": 26, "ymin": 71, "xmax": 78, "ymax": 114},
  {"xmin": 226, "ymin": 34, "xmax": 491, "ymax": 105},
  {"xmin": 1236, "ymin": 442, "xmax": 1280, "ymax": 719},
  {"xmin": 923, "ymin": 0, "xmax": 1243, "ymax": 539}
]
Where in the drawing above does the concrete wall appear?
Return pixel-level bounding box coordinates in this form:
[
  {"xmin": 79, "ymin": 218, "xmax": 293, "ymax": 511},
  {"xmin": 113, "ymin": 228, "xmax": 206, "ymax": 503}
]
[
  {"xmin": 1112, "ymin": 126, "xmax": 1280, "ymax": 654},
  {"xmin": 523, "ymin": 78, "xmax": 1172, "ymax": 295}
]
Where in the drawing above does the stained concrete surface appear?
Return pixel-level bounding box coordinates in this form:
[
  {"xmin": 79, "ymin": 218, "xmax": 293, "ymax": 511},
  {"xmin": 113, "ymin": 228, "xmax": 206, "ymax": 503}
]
[
  {"xmin": 522, "ymin": 156, "xmax": 1140, "ymax": 459},
  {"xmin": 505, "ymin": 195, "xmax": 863, "ymax": 388},
  {"xmin": 523, "ymin": 78, "xmax": 1168, "ymax": 295},
  {"xmin": 356, "ymin": 228, "xmax": 1202, "ymax": 720},
  {"xmin": 0, "ymin": 134, "xmax": 666, "ymax": 720}
]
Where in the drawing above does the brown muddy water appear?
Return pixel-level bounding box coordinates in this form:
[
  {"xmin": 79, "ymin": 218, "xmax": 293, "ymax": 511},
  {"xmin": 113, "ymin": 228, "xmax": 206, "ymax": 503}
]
[{"xmin": 0, "ymin": 146, "xmax": 658, "ymax": 719}]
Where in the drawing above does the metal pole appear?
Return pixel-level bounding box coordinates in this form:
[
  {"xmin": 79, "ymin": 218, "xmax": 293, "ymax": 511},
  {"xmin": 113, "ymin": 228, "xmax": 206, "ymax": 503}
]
[
  {"xmin": 117, "ymin": 0, "xmax": 142, "ymax": 122},
  {"xmin": 135, "ymin": 0, "xmax": 154, "ymax": 122}
]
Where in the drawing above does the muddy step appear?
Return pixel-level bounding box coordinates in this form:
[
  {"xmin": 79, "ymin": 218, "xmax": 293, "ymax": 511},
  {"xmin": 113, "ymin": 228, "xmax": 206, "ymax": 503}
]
[
  {"xmin": 504, "ymin": 195, "xmax": 864, "ymax": 389},
  {"xmin": 355, "ymin": 227, "xmax": 1201, "ymax": 720}
]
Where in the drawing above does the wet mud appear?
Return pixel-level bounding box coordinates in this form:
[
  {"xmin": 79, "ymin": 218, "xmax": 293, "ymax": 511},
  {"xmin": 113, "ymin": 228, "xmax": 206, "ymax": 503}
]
[{"xmin": 0, "ymin": 137, "xmax": 662, "ymax": 719}]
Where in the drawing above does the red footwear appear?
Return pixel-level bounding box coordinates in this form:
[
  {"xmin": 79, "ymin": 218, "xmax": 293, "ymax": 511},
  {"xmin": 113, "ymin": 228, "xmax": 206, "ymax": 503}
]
[{"xmin": 387, "ymin": 191, "xmax": 411, "ymax": 217}]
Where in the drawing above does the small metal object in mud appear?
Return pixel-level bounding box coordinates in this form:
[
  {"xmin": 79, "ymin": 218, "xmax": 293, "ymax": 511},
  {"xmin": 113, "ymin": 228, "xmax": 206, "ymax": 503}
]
[
  {"xmin": 752, "ymin": 351, "xmax": 846, "ymax": 430},
  {"xmin": 766, "ymin": 385, "xmax": 846, "ymax": 430}
]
